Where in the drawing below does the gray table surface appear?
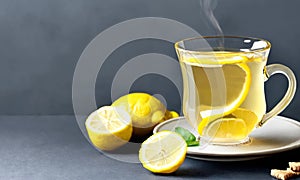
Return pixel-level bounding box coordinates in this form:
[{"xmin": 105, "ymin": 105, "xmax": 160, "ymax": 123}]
[{"xmin": 1, "ymin": 116, "xmax": 299, "ymax": 180}]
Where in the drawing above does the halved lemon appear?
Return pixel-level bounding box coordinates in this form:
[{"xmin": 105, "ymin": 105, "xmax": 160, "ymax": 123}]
[
  {"xmin": 197, "ymin": 63, "xmax": 251, "ymax": 135},
  {"xmin": 139, "ymin": 131, "xmax": 187, "ymax": 173},
  {"xmin": 85, "ymin": 106, "xmax": 132, "ymax": 151}
]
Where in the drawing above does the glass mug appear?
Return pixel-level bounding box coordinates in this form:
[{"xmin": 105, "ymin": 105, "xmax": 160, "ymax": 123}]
[{"xmin": 175, "ymin": 36, "xmax": 296, "ymax": 145}]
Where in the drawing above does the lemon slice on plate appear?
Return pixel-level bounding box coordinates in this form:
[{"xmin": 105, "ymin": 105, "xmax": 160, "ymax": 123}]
[
  {"xmin": 139, "ymin": 131, "xmax": 187, "ymax": 173},
  {"xmin": 197, "ymin": 63, "xmax": 251, "ymax": 135},
  {"xmin": 85, "ymin": 106, "xmax": 132, "ymax": 151}
]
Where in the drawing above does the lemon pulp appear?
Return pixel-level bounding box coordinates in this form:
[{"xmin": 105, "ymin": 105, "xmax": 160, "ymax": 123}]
[
  {"xmin": 204, "ymin": 108, "xmax": 259, "ymax": 141},
  {"xmin": 139, "ymin": 131, "xmax": 187, "ymax": 173},
  {"xmin": 85, "ymin": 106, "xmax": 132, "ymax": 151}
]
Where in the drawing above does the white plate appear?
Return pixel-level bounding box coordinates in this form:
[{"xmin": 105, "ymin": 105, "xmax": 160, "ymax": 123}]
[{"xmin": 153, "ymin": 116, "xmax": 300, "ymax": 161}]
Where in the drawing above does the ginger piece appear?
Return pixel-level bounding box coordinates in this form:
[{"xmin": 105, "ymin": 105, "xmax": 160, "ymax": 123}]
[
  {"xmin": 270, "ymin": 169, "xmax": 296, "ymax": 180},
  {"xmin": 287, "ymin": 168, "xmax": 300, "ymax": 175},
  {"xmin": 289, "ymin": 162, "xmax": 300, "ymax": 172}
]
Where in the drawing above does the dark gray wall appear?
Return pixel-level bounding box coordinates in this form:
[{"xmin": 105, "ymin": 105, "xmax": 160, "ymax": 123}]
[{"xmin": 1, "ymin": 0, "xmax": 299, "ymax": 119}]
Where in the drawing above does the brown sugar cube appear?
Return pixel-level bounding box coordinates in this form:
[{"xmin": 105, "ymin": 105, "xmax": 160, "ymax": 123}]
[
  {"xmin": 289, "ymin": 162, "xmax": 300, "ymax": 172},
  {"xmin": 287, "ymin": 168, "xmax": 300, "ymax": 175},
  {"xmin": 271, "ymin": 169, "xmax": 296, "ymax": 180}
]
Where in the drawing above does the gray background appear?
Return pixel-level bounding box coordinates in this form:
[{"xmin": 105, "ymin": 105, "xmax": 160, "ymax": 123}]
[
  {"xmin": 1, "ymin": 1, "xmax": 300, "ymax": 179},
  {"xmin": 1, "ymin": 0, "xmax": 299, "ymax": 119}
]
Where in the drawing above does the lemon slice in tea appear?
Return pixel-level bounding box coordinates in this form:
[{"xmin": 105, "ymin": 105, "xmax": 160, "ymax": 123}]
[
  {"xmin": 203, "ymin": 108, "xmax": 259, "ymax": 141},
  {"xmin": 184, "ymin": 53, "xmax": 248, "ymax": 65},
  {"xmin": 195, "ymin": 62, "xmax": 251, "ymax": 135},
  {"xmin": 231, "ymin": 108, "xmax": 259, "ymax": 134},
  {"xmin": 205, "ymin": 118, "xmax": 247, "ymax": 141}
]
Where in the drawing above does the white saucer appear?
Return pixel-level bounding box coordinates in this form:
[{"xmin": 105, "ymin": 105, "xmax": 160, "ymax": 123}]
[{"xmin": 153, "ymin": 116, "xmax": 300, "ymax": 161}]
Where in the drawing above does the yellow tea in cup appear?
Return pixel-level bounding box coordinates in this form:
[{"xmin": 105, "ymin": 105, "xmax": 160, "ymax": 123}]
[{"xmin": 175, "ymin": 36, "xmax": 296, "ymax": 145}]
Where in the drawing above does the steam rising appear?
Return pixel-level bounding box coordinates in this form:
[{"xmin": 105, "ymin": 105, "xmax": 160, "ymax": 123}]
[{"xmin": 200, "ymin": 0, "xmax": 224, "ymax": 47}]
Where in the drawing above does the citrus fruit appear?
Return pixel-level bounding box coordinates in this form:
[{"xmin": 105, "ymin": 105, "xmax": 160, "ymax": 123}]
[
  {"xmin": 139, "ymin": 131, "xmax": 187, "ymax": 173},
  {"xmin": 204, "ymin": 108, "xmax": 259, "ymax": 141},
  {"xmin": 184, "ymin": 53, "xmax": 247, "ymax": 65},
  {"xmin": 85, "ymin": 106, "xmax": 132, "ymax": 151},
  {"xmin": 231, "ymin": 108, "xmax": 259, "ymax": 134},
  {"xmin": 111, "ymin": 93, "xmax": 167, "ymax": 136},
  {"xmin": 196, "ymin": 62, "xmax": 251, "ymax": 135},
  {"xmin": 205, "ymin": 118, "xmax": 247, "ymax": 140},
  {"xmin": 164, "ymin": 110, "xmax": 179, "ymax": 120}
]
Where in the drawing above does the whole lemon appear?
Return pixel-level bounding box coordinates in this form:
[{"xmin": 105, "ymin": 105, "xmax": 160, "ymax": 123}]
[{"xmin": 112, "ymin": 93, "xmax": 167, "ymax": 136}]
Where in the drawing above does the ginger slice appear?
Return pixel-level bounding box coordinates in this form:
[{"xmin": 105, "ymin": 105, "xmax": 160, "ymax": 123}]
[
  {"xmin": 287, "ymin": 168, "xmax": 300, "ymax": 175},
  {"xmin": 270, "ymin": 169, "xmax": 296, "ymax": 180},
  {"xmin": 289, "ymin": 162, "xmax": 300, "ymax": 172}
]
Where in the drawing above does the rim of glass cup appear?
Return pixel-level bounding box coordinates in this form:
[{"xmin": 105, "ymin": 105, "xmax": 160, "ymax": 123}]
[{"xmin": 174, "ymin": 36, "xmax": 271, "ymax": 54}]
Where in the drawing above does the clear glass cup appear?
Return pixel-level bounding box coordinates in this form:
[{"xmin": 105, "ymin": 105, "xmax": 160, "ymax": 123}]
[{"xmin": 175, "ymin": 36, "xmax": 296, "ymax": 145}]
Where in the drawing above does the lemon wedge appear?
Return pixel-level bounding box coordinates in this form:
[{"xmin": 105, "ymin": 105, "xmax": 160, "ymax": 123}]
[
  {"xmin": 139, "ymin": 131, "xmax": 187, "ymax": 173},
  {"xmin": 197, "ymin": 63, "xmax": 251, "ymax": 135},
  {"xmin": 85, "ymin": 106, "xmax": 132, "ymax": 151}
]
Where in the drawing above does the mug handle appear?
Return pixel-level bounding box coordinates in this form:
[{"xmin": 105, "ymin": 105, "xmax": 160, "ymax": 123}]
[{"xmin": 258, "ymin": 64, "xmax": 297, "ymax": 127}]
